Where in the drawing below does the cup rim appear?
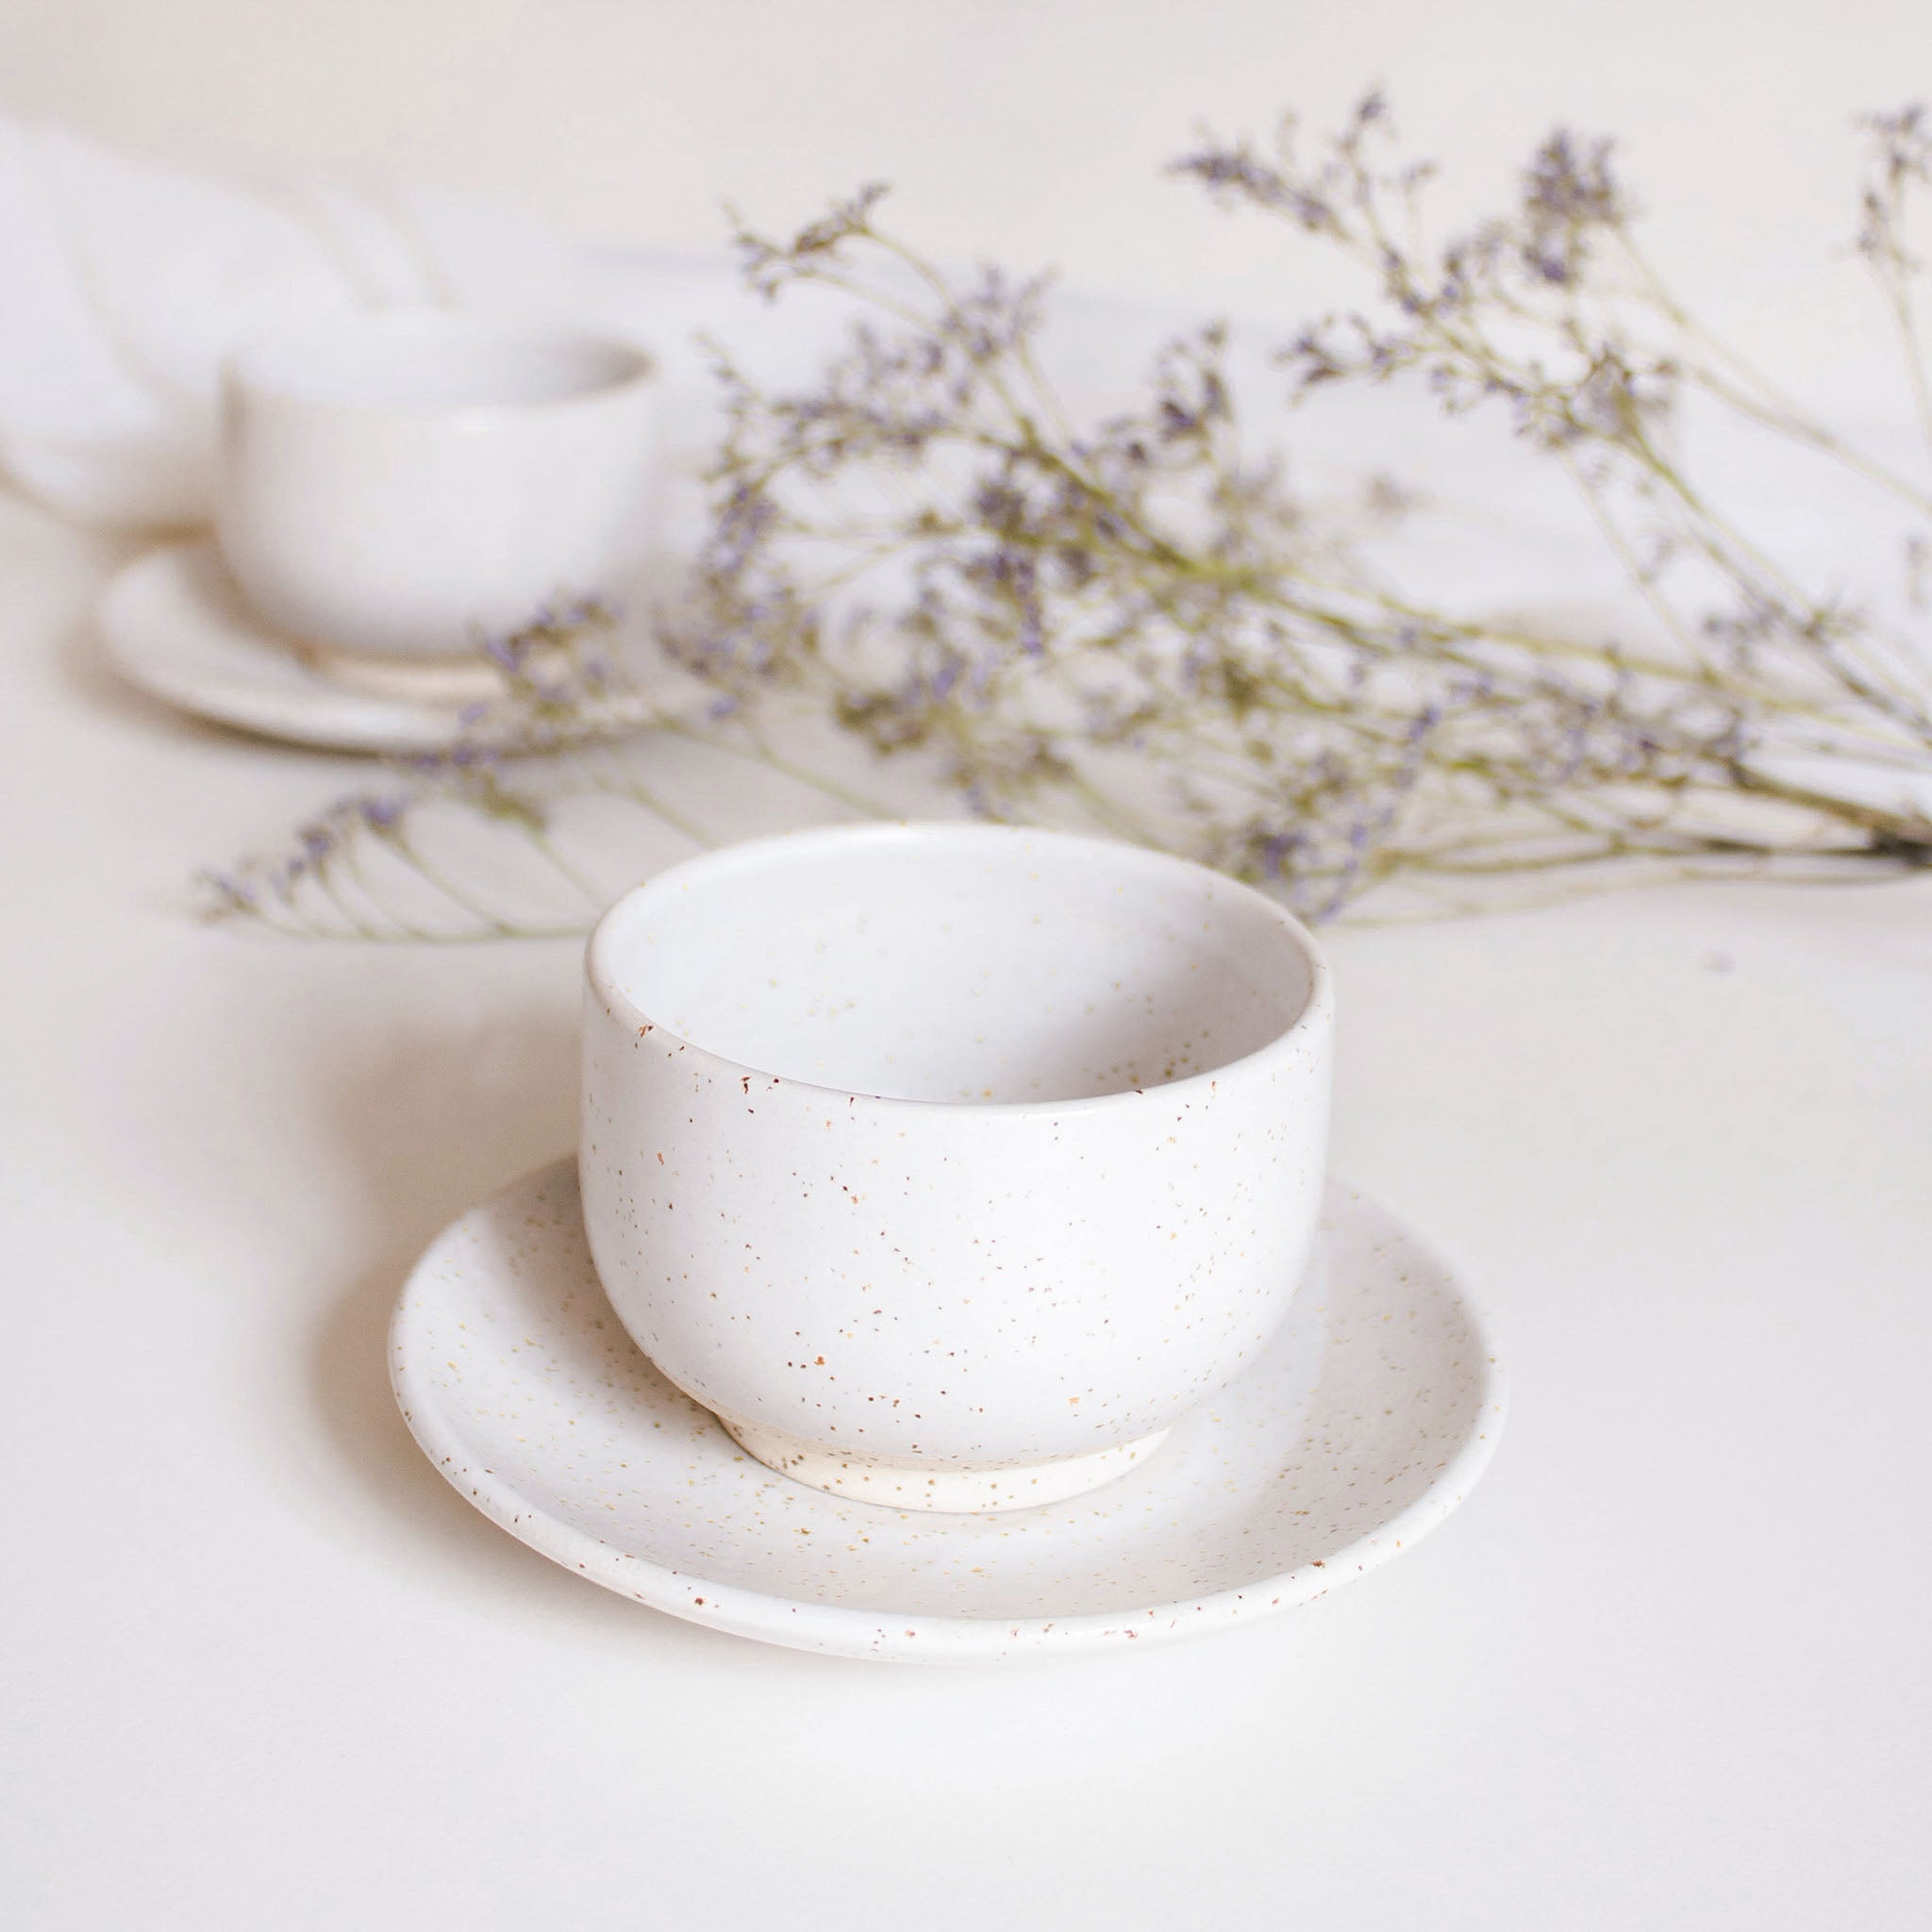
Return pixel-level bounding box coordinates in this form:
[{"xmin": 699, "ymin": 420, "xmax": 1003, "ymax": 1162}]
[
  {"xmin": 220, "ymin": 307, "xmax": 657, "ymax": 423},
  {"xmin": 585, "ymin": 821, "xmax": 1333, "ymax": 1118}
]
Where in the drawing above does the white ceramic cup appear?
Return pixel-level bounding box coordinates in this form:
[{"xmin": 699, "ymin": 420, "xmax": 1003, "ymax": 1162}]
[
  {"xmin": 214, "ymin": 310, "xmax": 658, "ymax": 658},
  {"xmin": 581, "ymin": 822, "xmax": 1334, "ymax": 1511}
]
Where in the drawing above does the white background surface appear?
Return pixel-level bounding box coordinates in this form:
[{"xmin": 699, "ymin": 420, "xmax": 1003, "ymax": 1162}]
[{"xmin": 5, "ymin": 5, "xmax": 1932, "ymax": 1927}]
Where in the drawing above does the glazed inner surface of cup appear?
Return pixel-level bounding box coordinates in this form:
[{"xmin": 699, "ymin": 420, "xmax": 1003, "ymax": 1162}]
[
  {"xmin": 604, "ymin": 830, "xmax": 1314, "ymax": 1105},
  {"xmin": 227, "ymin": 318, "xmax": 651, "ymax": 412}
]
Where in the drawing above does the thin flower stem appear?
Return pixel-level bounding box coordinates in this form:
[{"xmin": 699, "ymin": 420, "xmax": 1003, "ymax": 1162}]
[
  {"xmin": 605, "ymin": 771, "xmax": 718, "ymax": 852},
  {"xmin": 312, "ymin": 859, "xmax": 388, "ymax": 942},
  {"xmin": 389, "ymin": 830, "xmax": 525, "ymax": 936},
  {"xmin": 338, "ymin": 831, "xmax": 451, "ymax": 943},
  {"xmin": 518, "ymin": 822, "xmax": 612, "ymax": 912},
  {"xmin": 1876, "ymin": 255, "xmax": 1932, "ymax": 466},
  {"xmin": 657, "ymin": 718, "xmax": 900, "ymax": 821},
  {"xmin": 1621, "ymin": 234, "xmax": 1932, "ymax": 511}
]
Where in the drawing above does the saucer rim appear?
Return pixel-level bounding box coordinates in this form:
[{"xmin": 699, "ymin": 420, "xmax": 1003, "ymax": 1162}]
[
  {"xmin": 390, "ymin": 1156, "xmax": 1508, "ymax": 1662},
  {"xmin": 100, "ymin": 539, "xmax": 481, "ymax": 754}
]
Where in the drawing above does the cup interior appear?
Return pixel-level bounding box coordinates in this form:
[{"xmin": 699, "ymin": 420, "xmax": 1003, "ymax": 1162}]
[
  {"xmin": 594, "ymin": 826, "xmax": 1318, "ymax": 1106},
  {"xmin": 225, "ymin": 313, "xmax": 652, "ymax": 412}
]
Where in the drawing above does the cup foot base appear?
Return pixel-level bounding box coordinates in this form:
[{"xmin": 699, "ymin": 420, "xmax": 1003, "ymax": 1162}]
[
  {"xmin": 295, "ymin": 640, "xmax": 507, "ymax": 704},
  {"xmin": 715, "ymin": 1417, "xmax": 1174, "ymax": 1513}
]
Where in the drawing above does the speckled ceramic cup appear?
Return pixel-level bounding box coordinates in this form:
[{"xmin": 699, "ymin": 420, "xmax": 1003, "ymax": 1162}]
[{"xmin": 581, "ymin": 823, "xmax": 1333, "ymax": 1512}]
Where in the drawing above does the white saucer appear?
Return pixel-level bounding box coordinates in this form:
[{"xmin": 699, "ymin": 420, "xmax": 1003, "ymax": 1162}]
[
  {"xmin": 390, "ymin": 1158, "xmax": 1507, "ymax": 1662},
  {"xmin": 99, "ymin": 541, "xmax": 645, "ymax": 756}
]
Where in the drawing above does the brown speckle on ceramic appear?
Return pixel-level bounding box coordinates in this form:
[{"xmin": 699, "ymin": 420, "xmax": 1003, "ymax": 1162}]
[{"xmin": 390, "ymin": 1158, "xmax": 1507, "ymax": 1663}]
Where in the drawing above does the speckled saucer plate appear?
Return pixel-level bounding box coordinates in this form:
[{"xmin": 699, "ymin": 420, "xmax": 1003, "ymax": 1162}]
[
  {"xmin": 99, "ymin": 541, "xmax": 648, "ymax": 756},
  {"xmin": 391, "ymin": 1158, "xmax": 1507, "ymax": 1662}
]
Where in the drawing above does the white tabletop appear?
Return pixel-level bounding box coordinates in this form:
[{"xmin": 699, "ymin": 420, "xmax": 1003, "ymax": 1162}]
[{"xmin": 4, "ymin": 479, "xmax": 1929, "ymax": 1929}]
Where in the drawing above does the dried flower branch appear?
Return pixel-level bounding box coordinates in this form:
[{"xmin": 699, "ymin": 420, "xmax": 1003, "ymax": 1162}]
[
  {"xmin": 211, "ymin": 97, "xmax": 1932, "ymax": 938},
  {"xmin": 664, "ymin": 105, "xmax": 1932, "ymax": 919}
]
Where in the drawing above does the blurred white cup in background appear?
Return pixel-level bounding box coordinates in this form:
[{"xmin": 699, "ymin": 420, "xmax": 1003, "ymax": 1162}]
[{"xmin": 214, "ymin": 310, "xmax": 658, "ymax": 658}]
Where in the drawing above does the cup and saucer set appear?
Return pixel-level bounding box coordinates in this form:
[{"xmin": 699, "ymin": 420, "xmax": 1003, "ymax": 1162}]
[
  {"xmin": 100, "ymin": 309, "xmax": 664, "ymax": 753},
  {"xmin": 392, "ymin": 822, "xmax": 1508, "ymax": 1662},
  {"xmin": 120, "ymin": 310, "xmax": 1505, "ymax": 1659}
]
